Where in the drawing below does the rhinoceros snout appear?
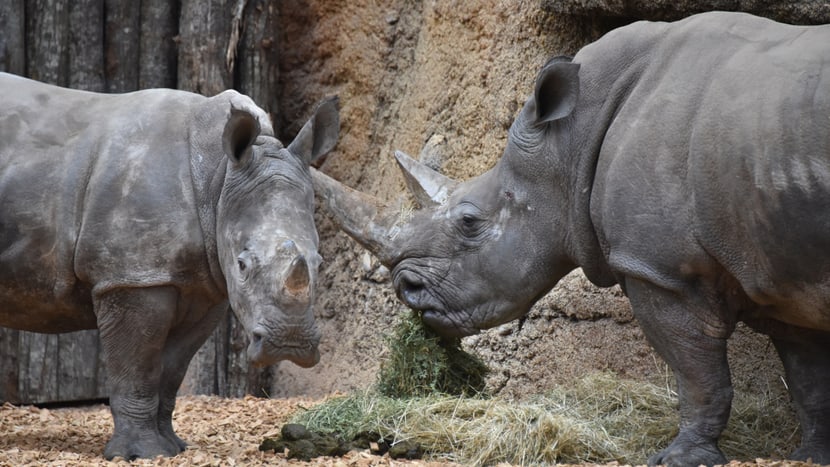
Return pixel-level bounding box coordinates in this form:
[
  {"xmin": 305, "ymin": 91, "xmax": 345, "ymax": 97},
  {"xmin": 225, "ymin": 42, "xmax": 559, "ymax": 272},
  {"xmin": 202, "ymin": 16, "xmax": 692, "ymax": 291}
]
[{"xmin": 247, "ymin": 325, "xmax": 320, "ymax": 368}]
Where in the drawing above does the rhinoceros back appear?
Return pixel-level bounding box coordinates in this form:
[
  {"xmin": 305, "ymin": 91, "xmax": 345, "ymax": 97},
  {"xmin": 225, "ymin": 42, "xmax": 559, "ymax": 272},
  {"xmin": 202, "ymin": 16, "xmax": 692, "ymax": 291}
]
[
  {"xmin": 586, "ymin": 14, "xmax": 830, "ymax": 331},
  {"xmin": 0, "ymin": 73, "xmax": 217, "ymax": 333},
  {"xmin": 680, "ymin": 15, "xmax": 830, "ymax": 328}
]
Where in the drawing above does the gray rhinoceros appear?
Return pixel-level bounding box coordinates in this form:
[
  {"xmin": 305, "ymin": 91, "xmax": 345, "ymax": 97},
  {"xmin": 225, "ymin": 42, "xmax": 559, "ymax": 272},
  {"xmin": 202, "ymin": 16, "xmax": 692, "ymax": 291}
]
[
  {"xmin": 0, "ymin": 72, "xmax": 339, "ymax": 460},
  {"xmin": 312, "ymin": 11, "xmax": 830, "ymax": 467}
]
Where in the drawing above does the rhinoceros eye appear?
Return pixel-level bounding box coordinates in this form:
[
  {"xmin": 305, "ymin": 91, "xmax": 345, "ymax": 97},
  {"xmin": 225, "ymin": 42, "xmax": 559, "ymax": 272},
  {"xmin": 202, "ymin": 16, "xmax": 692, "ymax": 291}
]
[
  {"xmin": 452, "ymin": 202, "xmax": 487, "ymax": 240},
  {"xmin": 461, "ymin": 214, "xmax": 477, "ymax": 228},
  {"xmin": 458, "ymin": 213, "xmax": 485, "ymax": 238},
  {"xmin": 237, "ymin": 251, "xmax": 254, "ymax": 281}
]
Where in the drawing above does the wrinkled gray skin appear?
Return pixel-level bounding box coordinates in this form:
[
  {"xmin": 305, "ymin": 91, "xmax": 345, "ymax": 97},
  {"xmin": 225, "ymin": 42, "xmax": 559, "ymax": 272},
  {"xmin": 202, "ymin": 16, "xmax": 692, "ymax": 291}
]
[
  {"xmin": 313, "ymin": 12, "xmax": 830, "ymax": 467},
  {"xmin": 0, "ymin": 72, "xmax": 339, "ymax": 460}
]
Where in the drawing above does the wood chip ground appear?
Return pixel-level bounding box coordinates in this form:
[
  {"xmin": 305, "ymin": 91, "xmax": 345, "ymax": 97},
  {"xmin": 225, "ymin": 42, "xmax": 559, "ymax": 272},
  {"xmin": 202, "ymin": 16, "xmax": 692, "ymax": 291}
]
[
  {"xmin": 0, "ymin": 395, "xmax": 817, "ymax": 467},
  {"xmin": 0, "ymin": 395, "xmax": 452, "ymax": 466}
]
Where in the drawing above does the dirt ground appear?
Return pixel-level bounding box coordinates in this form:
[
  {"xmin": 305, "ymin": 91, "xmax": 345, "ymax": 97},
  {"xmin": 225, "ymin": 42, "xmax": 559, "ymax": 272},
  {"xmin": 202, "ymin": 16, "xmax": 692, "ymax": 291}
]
[
  {"xmin": 0, "ymin": 396, "xmax": 449, "ymax": 467},
  {"xmin": 0, "ymin": 396, "xmax": 816, "ymax": 467}
]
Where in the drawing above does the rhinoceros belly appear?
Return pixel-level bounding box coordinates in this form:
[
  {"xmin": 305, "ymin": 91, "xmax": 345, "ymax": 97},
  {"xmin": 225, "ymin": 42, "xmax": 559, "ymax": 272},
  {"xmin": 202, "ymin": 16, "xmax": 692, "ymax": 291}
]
[
  {"xmin": 738, "ymin": 275, "xmax": 830, "ymax": 333},
  {"xmin": 0, "ymin": 215, "xmax": 97, "ymax": 333},
  {"xmin": 0, "ymin": 284, "xmax": 96, "ymax": 333}
]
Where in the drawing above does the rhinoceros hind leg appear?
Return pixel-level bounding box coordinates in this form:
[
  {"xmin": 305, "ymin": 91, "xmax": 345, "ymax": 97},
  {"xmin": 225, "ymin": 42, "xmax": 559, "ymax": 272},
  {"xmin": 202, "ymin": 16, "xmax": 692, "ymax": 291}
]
[
  {"xmin": 625, "ymin": 277, "xmax": 733, "ymax": 467},
  {"xmin": 772, "ymin": 330, "xmax": 830, "ymax": 464},
  {"xmin": 96, "ymin": 286, "xmax": 179, "ymax": 459}
]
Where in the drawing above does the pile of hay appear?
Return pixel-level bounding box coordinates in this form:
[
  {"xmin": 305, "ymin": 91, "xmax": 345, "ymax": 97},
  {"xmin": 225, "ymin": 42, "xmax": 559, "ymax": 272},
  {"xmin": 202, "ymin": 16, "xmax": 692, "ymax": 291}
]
[
  {"xmin": 292, "ymin": 373, "xmax": 798, "ymax": 465},
  {"xmin": 375, "ymin": 311, "xmax": 489, "ymax": 398},
  {"xmin": 288, "ymin": 312, "xmax": 798, "ymax": 464}
]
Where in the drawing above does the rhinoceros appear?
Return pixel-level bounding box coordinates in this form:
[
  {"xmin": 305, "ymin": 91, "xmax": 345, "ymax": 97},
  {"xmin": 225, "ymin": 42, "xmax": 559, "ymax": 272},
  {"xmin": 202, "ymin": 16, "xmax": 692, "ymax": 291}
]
[
  {"xmin": 312, "ymin": 11, "xmax": 830, "ymax": 467},
  {"xmin": 0, "ymin": 72, "xmax": 339, "ymax": 459}
]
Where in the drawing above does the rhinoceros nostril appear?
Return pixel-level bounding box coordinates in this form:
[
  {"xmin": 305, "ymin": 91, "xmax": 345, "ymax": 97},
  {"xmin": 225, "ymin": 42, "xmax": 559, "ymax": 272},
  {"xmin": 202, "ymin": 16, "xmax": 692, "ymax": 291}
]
[
  {"xmin": 401, "ymin": 273, "xmax": 423, "ymax": 292},
  {"xmin": 397, "ymin": 272, "xmax": 426, "ymax": 306},
  {"xmin": 251, "ymin": 328, "xmax": 266, "ymax": 345}
]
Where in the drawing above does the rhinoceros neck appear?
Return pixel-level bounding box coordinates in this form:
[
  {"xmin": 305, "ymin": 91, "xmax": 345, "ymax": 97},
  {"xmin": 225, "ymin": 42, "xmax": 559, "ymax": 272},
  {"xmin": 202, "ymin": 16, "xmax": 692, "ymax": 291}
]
[
  {"xmin": 563, "ymin": 37, "xmax": 655, "ymax": 288},
  {"xmin": 188, "ymin": 124, "xmax": 231, "ymax": 298}
]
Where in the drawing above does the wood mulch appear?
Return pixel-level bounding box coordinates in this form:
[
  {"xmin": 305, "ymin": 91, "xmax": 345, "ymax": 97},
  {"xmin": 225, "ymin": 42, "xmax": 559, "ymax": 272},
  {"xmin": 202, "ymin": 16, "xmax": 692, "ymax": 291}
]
[
  {"xmin": 0, "ymin": 395, "xmax": 819, "ymax": 467},
  {"xmin": 0, "ymin": 395, "xmax": 455, "ymax": 466}
]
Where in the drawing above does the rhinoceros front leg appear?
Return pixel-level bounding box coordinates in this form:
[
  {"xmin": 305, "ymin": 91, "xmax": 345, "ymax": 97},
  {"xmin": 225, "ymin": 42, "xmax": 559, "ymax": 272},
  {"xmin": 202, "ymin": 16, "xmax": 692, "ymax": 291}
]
[
  {"xmin": 95, "ymin": 286, "xmax": 179, "ymax": 460},
  {"xmin": 156, "ymin": 301, "xmax": 230, "ymax": 452},
  {"xmin": 625, "ymin": 277, "xmax": 733, "ymax": 467},
  {"xmin": 772, "ymin": 331, "xmax": 830, "ymax": 463}
]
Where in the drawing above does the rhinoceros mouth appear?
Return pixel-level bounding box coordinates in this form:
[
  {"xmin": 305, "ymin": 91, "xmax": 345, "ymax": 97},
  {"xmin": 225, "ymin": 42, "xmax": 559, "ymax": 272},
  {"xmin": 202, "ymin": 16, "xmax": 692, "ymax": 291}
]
[
  {"xmin": 247, "ymin": 340, "xmax": 320, "ymax": 368},
  {"xmin": 421, "ymin": 310, "xmax": 480, "ymax": 338},
  {"xmin": 281, "ymin": 345, "xmax": 321, "ymax": 368}
]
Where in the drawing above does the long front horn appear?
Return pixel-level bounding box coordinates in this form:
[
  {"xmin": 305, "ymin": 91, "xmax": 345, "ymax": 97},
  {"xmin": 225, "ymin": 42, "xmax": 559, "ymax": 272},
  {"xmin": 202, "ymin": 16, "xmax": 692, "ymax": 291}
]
[{"xmin": 311, "ymin": 168, "xmax": 402, "ymax": 266}]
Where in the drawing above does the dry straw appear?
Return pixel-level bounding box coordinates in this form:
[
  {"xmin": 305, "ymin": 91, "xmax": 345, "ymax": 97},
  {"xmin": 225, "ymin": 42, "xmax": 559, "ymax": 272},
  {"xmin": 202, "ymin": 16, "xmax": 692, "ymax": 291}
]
[
  {"xmin": 294, "ymin": 374, "xmax": 798, "ymax": 465},
  {"xmin": 292, "ymin": 312, "xmax": 799, "ymax": 465}
]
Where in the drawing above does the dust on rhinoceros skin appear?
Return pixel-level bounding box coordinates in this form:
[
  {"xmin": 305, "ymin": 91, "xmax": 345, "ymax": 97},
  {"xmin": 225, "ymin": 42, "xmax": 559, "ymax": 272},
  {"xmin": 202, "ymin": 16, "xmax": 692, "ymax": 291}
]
[
  {"xmin": 0, "ymin": 72, "xmax": 339, "ymax": 460},
  {"xmin": 312, "ymin": 11, "xmax": 830, "ymax": 467}
]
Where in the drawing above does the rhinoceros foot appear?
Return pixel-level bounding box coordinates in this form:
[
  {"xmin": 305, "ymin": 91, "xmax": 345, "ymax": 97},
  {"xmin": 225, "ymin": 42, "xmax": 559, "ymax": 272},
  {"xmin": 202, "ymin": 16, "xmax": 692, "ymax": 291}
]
[
  {"xmin": 159, "ymin": 423, "xmax": 189, "ymax": 452},
  {"xmin": 104, "ymin": 422, "xmax": 183, "ymax": 460},
  {"xmin": 791, "ymin": 444, "xmax": 830, "ymax": 465},
  {"xmin": 646, "ymin": 435, "xmax": 726, "ymax": 467}
]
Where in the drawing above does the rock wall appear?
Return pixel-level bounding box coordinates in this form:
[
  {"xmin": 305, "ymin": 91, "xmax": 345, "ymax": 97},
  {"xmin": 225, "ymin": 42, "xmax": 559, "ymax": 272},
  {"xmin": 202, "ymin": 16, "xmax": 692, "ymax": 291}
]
[{"xmin": 269, "ymin": 0, "xmax": 792, "ymax": 405}]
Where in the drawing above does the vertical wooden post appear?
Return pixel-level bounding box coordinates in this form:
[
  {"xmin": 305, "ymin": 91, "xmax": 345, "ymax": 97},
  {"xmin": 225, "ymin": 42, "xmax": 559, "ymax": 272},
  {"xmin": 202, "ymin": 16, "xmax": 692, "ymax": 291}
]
[
  {"xmin": 58, "ymin": 0, "xmax": 109, "ymax": 403},
  {"xmin": 177, "ymin": 0, "xmax": 236, "ymax": 95},
  {"xmin": 16, "ymin": 0, "xmax": 71, "ymax": 403},
  {"xmin": 104, "ymin": 0, "xmax": 140, "ymax": 92},
  {"xmin": 26, "ymin": 0, "xmax": 70, "ymax": 85},
  {"xmin": 68, "ymin": 0, "xmax": 105, "ymax": 91},
  {"xmin": 176, "ymin": 0, "xmax": 272, "ymax": 397},
  {"xmin": 237, "ymin": 0, "xmax": 280, "ymax": 119},
  {"xmin": 225, "ymin": 0, "xmax": 281, "ymax": 398},
  {"xmin": 0, "ymin": 0, "xmax": 25, "ymax": 74},
  {"xmin": 140, "ymin": 0, "xmax": 179, "ymax": 89},
  {"xmin": 0, "ymin": 0, "xmax": 26, "ymax": 405}
]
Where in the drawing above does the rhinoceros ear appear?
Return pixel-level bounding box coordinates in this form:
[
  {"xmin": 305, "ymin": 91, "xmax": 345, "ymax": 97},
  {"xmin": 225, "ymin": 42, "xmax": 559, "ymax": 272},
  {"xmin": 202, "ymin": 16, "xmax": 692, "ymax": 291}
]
[
  {"xmin": 284, "ymin": 255, "xmax": 310, "ymax": 297},
  {"xmin": 288, "ymin": 96, "xmax": 340, "ymax": 165},
  {"xmin": 394, "ymin": 150, "xmax": 457, "ymax": 208},
  {"xmin": 534, "ymin": 57, "xmax": 580, "ymax": 124},
  {"xmin": 223, "ymin": 107, "xmax": 261, "ymax": 166}
]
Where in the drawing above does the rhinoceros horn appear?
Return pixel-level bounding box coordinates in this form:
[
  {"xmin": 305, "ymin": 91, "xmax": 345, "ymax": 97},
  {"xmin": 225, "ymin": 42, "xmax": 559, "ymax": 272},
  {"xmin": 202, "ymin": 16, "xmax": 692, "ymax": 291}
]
[
  {"xmin": 394, "ymin": 150, "xmax": 457, "ymax": 207},
  {"xmin": 311, "ymin": 168, "xmax": 403, "ymax": 266},
  {"xmin": 312, "ymin": 151, "xmax": 458, "ymax": 265}
]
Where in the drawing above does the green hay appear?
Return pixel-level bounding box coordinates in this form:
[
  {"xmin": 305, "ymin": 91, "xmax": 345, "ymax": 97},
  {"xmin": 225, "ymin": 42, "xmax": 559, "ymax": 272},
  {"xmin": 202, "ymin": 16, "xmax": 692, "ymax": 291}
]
[
  {"xmin": 291, "ymin": 372, "xmax": 799, "ymax": 465},
  {"xmin": 375, "ymin": 311, "xmax": 489, "ymax": 398}
]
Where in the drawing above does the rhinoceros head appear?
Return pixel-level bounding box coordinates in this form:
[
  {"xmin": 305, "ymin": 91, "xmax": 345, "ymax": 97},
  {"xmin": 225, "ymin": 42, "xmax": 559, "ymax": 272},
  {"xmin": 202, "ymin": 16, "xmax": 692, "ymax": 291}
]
[
  {"xmin": 217, "ymin": 97, "xmax": 339, "ymax": 367},
  {"xmin": 313, "ymin": 59, "xmax": 587, "ymax": 338}
]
